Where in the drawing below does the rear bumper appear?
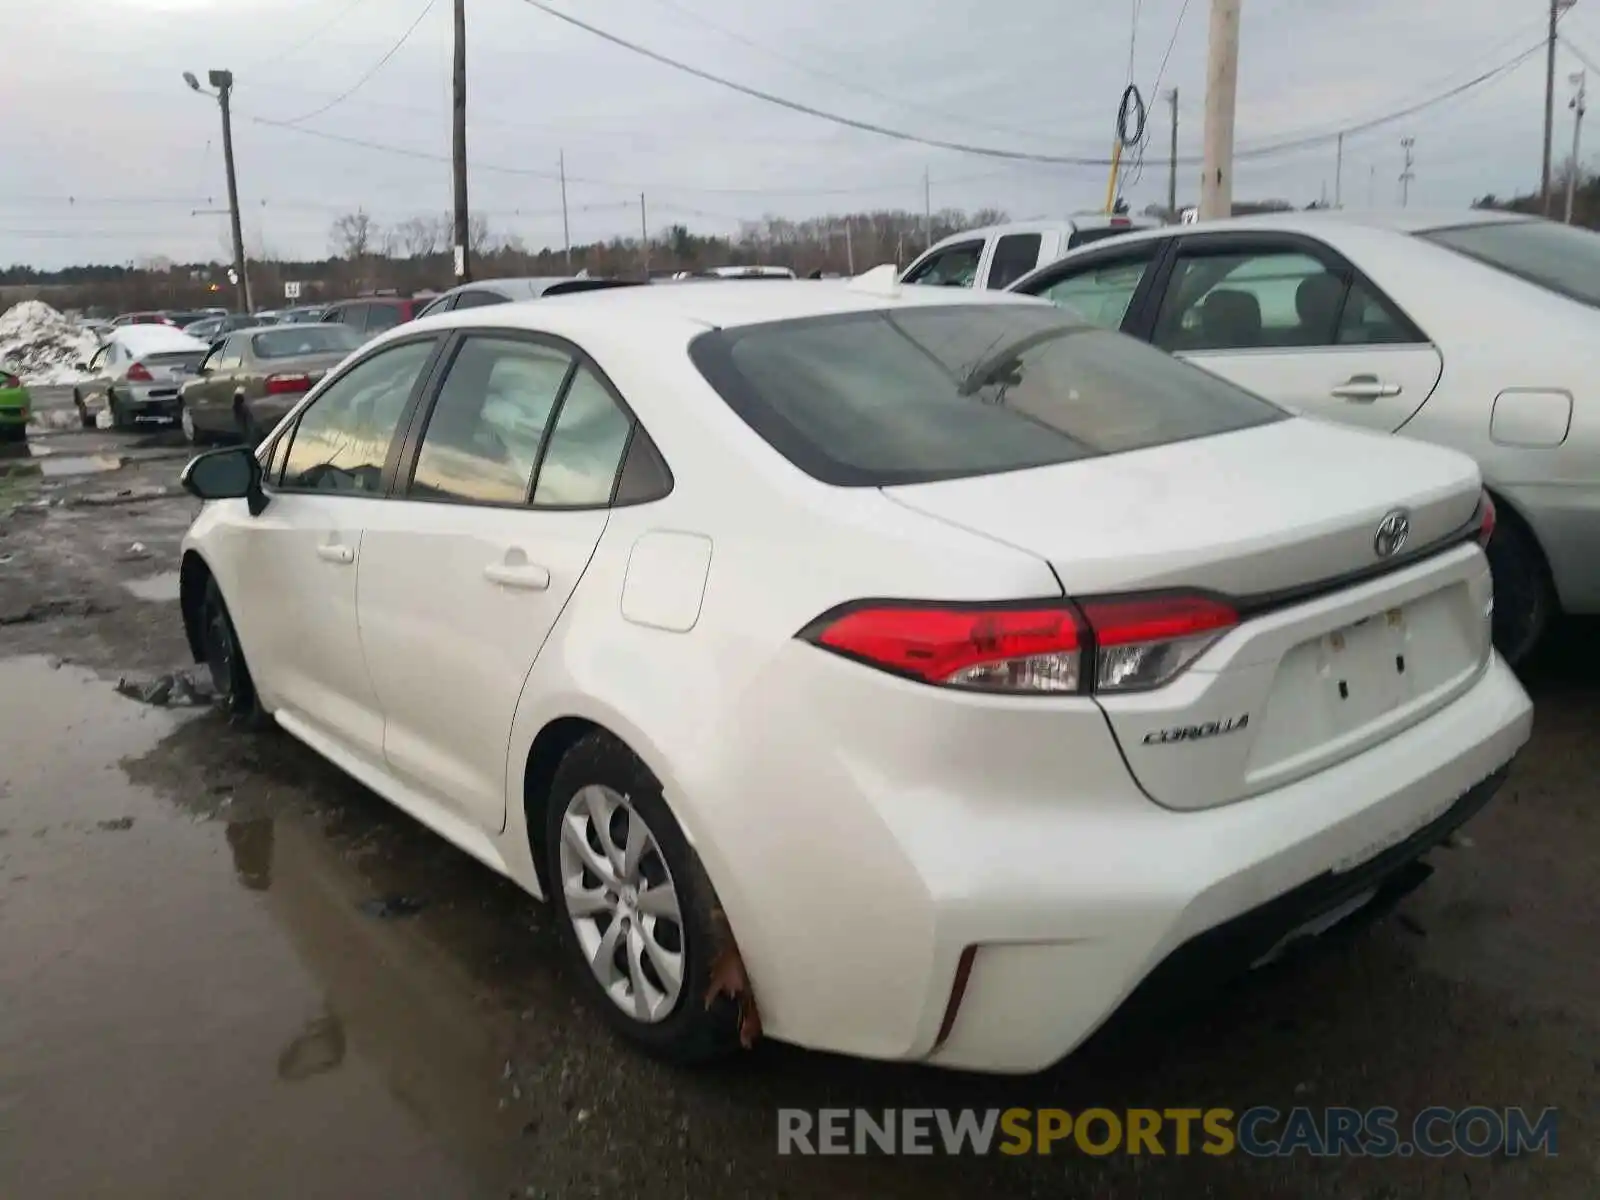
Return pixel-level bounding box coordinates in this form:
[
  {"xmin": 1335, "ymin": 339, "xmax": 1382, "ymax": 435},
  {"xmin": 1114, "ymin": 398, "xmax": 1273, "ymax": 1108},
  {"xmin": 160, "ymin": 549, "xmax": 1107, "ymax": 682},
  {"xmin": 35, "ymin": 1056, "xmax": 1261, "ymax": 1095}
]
[
  {"xmin": 117, "ymin": 384, "xmax": 182, "ymax": 419},
  {"xmin": 922, "ymin": 655, "xmax": 1530, "ymax": 1072},
  {"xmin": 700, "ymin": 644, "xmax": 1531, "ymax": 1074}
]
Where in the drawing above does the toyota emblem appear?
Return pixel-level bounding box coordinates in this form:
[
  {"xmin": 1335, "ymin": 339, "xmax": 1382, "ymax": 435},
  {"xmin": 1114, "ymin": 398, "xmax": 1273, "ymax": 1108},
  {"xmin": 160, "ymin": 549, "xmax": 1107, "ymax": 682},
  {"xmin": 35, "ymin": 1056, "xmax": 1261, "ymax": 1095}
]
[{"xmin": 1374, "ymin": 509, "xmax": 1411, "ymax": 559}]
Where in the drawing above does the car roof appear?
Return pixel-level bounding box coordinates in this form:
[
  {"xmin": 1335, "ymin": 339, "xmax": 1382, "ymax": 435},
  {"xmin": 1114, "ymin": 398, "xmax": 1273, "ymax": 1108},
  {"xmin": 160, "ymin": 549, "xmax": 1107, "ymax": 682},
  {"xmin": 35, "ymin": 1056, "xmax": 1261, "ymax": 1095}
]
[
  {"xmin": 109, "ymin": 325, "xmax": 210, "ymax": 354},
  {"xmin": 401, "ymin": 275, "xmax": 1053, "ymax": 341},
  {"xmin": 1051, "ymin": 207, "xmax": 1533, "ymax": 251}
]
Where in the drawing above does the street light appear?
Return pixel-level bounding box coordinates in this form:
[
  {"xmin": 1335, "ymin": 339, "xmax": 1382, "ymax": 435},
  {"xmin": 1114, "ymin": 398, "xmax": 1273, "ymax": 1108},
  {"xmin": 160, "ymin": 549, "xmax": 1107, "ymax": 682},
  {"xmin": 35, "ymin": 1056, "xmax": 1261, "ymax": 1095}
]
[{"xmin": 184, "ymin": 69, "xmax": 250, "ymax": 312}]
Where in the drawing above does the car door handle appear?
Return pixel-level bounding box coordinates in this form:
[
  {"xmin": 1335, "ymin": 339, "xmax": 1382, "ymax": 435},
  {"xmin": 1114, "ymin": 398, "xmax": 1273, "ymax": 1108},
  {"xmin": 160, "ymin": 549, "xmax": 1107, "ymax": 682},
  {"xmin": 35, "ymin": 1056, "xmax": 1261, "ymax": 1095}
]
[
  {"xmin": 484, "ymin": 561, "xmax": 551, "ymax": 591},
  {"xmin": 316, "ymin": 543, "xmax": 355, "ymax": 565},
  {"xmin": 1330, "ymin": 375, "xmax": 1402, "ymax": 402}
]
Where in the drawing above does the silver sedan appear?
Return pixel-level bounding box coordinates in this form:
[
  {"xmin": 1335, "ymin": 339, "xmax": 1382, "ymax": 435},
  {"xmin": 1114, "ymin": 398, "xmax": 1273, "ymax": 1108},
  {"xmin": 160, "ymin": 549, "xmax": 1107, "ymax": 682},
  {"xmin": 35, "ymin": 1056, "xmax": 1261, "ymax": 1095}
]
[{"xmin": 1008, "ymin": 209, "xmax": 1599, "ymax": 663}]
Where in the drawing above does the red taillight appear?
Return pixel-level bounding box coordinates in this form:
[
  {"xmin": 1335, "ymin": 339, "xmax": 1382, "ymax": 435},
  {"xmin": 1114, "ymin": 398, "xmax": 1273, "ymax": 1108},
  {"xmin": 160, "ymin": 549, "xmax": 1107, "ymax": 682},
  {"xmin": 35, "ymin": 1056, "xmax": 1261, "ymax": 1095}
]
[
  {"xmin": 801, "ymin": 591, "xmax": 1237, "ymax": 695},
  {"xmin": 805, "ymin": 603, "xmax": 1085, "ymax": 693},
  {"xmin": 1475, "ymin": 491, "xmax": 1496, "ymax": 548},
  {"xmin": 265, "ymin": 372, "xmax": 311, "ymax": 395},
  {"xmin": 1, "ymin": 373, "xmax": 19, "ymax": 389},
  {"xmin": 1079, "ymin": 593, "xmax": 1238, "ymax": 692},
  {"xmin": 125, "ymin": 361, "xmax": 153, "ymax": 382}
]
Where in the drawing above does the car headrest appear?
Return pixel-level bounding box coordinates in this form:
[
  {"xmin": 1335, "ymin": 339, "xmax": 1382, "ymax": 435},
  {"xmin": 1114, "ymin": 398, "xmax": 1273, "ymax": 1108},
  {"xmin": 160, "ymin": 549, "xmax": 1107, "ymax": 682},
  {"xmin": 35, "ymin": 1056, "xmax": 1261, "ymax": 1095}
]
[{"xmin": 1200, "ymin": 289, "xmax": 1262, "ymax": 344}]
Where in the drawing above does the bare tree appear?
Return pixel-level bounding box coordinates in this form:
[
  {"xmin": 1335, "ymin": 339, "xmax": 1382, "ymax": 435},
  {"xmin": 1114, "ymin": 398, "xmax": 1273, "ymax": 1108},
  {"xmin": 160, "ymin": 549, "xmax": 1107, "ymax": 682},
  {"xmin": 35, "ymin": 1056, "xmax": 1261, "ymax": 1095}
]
[
  {"xmin": 394, "ymin": 215, "xmax": 445, "ymax": 258},
  {"xmin": 329, "ymin": 209, "xmax": 378, "ymax": 259}
]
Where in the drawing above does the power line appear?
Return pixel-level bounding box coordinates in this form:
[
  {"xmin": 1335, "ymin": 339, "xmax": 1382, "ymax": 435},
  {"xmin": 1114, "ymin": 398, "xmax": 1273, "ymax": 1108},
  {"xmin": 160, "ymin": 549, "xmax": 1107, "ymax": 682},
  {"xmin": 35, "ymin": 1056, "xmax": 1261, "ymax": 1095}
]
[
  {"xmin": 637, "ymin": 0, "xmax": 1058, "ymax": 143},
  {"xmin": 279, "ymin": 0, "xmax": 440, "ymax": 125},
  {"xmin": 1149, "ymin": 0, "xmax": 1194, "ymax": 101},
  {"xmin": 516, "ymin": 0, "xmax": 1544, "ymax": 169},
  {"xmin": 252, "ymin": 0, "xmax": 373, "ymax": 69},
  {"xmin": 1563, "ymin": 34, "xmax": 1600, "ymax": 76}
]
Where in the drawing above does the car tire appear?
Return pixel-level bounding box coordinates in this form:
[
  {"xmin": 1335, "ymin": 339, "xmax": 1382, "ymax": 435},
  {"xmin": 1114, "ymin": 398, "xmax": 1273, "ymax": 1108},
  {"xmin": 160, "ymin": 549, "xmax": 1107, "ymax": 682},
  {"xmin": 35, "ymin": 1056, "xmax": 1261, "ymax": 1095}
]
[
  {"xmin": 199, "ymin": 577, "xmax": 265, "ymax": 724},
  {"xmin": 1485, "ymin": 505, "xmax": 1555, "ymax": 667},
  {"xmin": 544, "ymin": 731, "xmax": 742, "ymax": 1065},
  {"xmin": 74, "ymin": 391, "xmax": 94, "ymax": 429},
  {"xmin": 180, "ymin": 404, "xmax": 209, "ymax": 446},
  {"xmin": 107, "ymin": 390, "xmax": 130, "ymax": 431},
  {"xmin": 0, "ymin": 424, "xmax": 25, "ymax": 444}
]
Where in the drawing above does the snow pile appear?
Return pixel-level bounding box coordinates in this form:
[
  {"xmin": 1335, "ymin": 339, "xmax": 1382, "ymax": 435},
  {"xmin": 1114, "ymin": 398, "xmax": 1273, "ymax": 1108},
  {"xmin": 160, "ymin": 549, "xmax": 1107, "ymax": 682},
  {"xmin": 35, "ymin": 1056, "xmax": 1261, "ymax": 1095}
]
[{"xmin": 0, "ymin": 301, "xmax": 101, "ymax": 385}]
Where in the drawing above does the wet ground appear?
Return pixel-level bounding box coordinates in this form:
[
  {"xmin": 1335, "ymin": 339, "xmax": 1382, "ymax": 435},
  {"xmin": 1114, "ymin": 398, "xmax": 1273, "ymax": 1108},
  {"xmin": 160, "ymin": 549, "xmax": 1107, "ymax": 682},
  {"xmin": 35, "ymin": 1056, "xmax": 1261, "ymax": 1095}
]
[{"xmin": 2, "ymin": 390, "xmax": 1597, "ymax": 1199}]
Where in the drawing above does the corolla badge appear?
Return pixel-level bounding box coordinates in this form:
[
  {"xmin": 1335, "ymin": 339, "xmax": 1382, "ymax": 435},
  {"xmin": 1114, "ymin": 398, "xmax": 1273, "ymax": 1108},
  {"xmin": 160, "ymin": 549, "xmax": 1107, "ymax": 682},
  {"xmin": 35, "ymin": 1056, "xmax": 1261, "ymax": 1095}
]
[
  {"xmin": 1374, "ymin": 509, "xmax": 1411, "ymax": 559},
  {"xmin": 1142, "ymin": 714, "xmax": 1250, "ymax": 745}
]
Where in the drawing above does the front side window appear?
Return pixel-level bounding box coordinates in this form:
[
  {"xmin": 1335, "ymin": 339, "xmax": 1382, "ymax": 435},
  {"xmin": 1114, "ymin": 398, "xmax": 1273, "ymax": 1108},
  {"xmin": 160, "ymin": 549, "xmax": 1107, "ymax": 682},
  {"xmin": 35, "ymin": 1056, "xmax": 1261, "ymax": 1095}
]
[
  {"xmin": 409, "ymin": 337, "xmax": 573, "ymax": 505},
  {"xmin": 280, "ymin": 339, "xmax": 435, "ymax": 493},
  {"xmin": 1031, "ymin": 249, "xmax": 1156, "ymax": 329},
  {"xmin": 531, "ymin": 367, "xmax": 634, "ymax": 507},
  {"xmin": 985, "ymin": 234, "xmax": 1043, "ymax": 289},
  {"xmin": 904, "ymin": 241, "xmax": 984, "ymax": 288},
  {"xmin": 690, "ymin": 305, "xmax": 1284, "ymax": 486}
]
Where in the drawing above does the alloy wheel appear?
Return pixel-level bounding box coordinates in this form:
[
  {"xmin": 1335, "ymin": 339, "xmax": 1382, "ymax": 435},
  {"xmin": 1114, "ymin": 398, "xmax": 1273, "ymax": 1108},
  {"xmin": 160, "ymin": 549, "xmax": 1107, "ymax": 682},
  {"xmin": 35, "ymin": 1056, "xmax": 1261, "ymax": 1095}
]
[
  {"xmin": 181, "ymin": 406, "xmax": 196, "ymax": 443},
  {"xmin": 558, "ymin": 784, "xmax": 685, "ymax": 1023}
]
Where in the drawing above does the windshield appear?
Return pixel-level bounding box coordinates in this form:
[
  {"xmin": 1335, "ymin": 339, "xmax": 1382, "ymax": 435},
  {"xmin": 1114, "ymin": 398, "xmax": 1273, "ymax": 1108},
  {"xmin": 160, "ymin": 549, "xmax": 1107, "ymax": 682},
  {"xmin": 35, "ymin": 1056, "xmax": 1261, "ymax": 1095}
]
[
  {"xmin": 1421, "ymin": 219, "xmax": 1600, "ymax": 308},
  {"xmin": 252, "ymin": 326, "xmax": 363, "ymax": 358},
  {"xmin": 689, "ymin": 304, "xmax": 1284, "ymax": 486}
]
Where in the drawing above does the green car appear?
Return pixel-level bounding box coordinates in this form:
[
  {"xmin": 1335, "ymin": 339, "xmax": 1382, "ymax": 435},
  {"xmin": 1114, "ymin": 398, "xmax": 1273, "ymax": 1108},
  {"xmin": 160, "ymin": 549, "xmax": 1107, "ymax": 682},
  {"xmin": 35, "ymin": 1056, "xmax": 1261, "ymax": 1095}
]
[{"xmin": 0, "ymin": 365, "xmax": 29, "ymax": 442}]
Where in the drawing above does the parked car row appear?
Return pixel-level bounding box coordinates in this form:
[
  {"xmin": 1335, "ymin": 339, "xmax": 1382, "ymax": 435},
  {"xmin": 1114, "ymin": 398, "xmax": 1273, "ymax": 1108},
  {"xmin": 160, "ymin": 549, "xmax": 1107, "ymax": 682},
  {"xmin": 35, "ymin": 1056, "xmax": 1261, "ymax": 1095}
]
[{"xmin": 172, "ymin": 256, "xmax": 1537, "ymax": 1074}]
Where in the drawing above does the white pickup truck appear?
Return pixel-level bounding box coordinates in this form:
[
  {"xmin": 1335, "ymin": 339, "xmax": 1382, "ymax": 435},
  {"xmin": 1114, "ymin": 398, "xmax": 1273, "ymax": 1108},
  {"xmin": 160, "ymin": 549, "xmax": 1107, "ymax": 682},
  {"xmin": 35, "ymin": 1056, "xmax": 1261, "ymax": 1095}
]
[{"xmin": 899, "ymin": 215, "xmax": 1159, "ymax": 291}]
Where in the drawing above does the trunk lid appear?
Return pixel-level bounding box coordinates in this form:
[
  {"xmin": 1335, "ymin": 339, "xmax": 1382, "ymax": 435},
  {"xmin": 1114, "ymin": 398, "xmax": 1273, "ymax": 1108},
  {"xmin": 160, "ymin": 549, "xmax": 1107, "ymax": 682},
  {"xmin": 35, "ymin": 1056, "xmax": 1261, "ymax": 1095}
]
[
  {"xmin": 882, "ymin": 418, "xmax": 1479, "ymax": 597},
  {"xmin": 144, "ymin": 350, "xmax": 207, "ymax": 381},
  {"xmin": 884, "ymin": 419, "xmax": 1492, "ymax": 808}
]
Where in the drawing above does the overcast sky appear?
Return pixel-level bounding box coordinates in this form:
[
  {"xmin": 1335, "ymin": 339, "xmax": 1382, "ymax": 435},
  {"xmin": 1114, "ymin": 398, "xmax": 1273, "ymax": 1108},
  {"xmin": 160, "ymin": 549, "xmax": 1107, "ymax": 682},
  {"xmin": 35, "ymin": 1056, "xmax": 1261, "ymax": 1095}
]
[{"xmin": 0, "ymin": 0, "xmax": 1590, "ymax": 268}]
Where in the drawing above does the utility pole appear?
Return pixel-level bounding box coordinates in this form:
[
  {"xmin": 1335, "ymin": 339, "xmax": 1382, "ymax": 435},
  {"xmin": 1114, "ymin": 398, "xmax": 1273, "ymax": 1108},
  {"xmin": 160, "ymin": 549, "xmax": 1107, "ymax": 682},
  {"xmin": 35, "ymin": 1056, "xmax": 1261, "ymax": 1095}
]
[
  {"xmin": 1166, "ymin": 87, "xmax": 1180, "ymax": 217},
  {"xmin": 639, "ymin": 193, "xmax": 649, "ymax": 279},
  {"xmin": 844, "ymin": 218, "xmax": 854, "ymax": 275},
  {"xmin": 1568, "ymin": 70, "xmax": 1588, "ymax": 223},
  {"xmin": 923, "ymin": 167, "xmax": 932, "ymax": 250},
  {"xmin": 451, "ymin": 0, "xmax": 471, "ymax": 283},
  {"xmin": 559, "ymin": 149, "xmax": 571, "ymax": 269},
  {"xmin": 1400, "ymin": 136, "xmax": 1416, "ymax": 207},
  {"xmin": 1199, "ymin": 0, "xmax": 1242, "ymax": 220},
  {"xmin": 185, "ymin": 69, "xmax": 250, "ymax": 313},
  {"xmin": 1335, "ymin": 131, "xmax": 1344, "ymax": 207},
  {"xmin": 1544, "ymin": 0, "xmax": 1562, "ymax": 215}
]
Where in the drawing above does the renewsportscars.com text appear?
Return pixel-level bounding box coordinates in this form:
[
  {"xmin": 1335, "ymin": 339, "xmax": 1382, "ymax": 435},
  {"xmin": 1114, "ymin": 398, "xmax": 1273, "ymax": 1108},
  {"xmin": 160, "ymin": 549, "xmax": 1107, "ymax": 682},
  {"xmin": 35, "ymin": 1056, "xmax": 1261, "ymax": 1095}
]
[{"xmin": 776, "ymin": 1106, "xmax": 1559, "ymax": 1158}]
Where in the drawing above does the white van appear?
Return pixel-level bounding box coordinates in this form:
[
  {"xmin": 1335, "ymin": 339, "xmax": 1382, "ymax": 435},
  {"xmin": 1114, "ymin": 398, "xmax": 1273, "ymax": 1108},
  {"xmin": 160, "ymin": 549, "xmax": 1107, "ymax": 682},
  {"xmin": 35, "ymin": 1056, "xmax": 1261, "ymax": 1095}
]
[{"xmin": 899, "ymin": 215, "xmax": 1159, "ymax": 291}]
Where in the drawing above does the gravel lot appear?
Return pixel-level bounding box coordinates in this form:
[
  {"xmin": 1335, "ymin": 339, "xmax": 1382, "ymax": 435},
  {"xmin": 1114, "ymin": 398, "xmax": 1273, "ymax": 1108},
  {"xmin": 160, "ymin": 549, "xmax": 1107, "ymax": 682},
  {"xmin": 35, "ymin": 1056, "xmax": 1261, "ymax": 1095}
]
[{"xmin": 3, "ymin": 387, "xmax": 1596, "ymax": 1199}]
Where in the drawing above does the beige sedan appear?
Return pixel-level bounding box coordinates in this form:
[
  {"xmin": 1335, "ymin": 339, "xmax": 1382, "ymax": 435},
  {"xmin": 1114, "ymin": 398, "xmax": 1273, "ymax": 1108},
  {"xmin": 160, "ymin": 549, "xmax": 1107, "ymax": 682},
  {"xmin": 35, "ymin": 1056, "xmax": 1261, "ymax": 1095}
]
[{"xmin": 180, "ymin": 324, "xmax": 363, "ymax": 445}]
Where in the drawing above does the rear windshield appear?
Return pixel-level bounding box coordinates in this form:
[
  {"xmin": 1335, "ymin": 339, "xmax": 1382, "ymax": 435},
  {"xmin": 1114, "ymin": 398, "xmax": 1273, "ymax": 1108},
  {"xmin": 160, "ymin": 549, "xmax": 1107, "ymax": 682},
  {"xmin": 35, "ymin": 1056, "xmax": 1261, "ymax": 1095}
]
[
  {"xmin": 252, "ymin": 326, "xmax": 362, "ymax": 358},
  {"xmin": 1421, "ymin": 219, "xmax": 1600, "ymax": 308},
  {"xmin": 689, "ymin": 304, "xmax": 1285, "ymax": 486},
  {"xmin": 542, "ymin": 279, "xmax": 645, "ymax": 297}
]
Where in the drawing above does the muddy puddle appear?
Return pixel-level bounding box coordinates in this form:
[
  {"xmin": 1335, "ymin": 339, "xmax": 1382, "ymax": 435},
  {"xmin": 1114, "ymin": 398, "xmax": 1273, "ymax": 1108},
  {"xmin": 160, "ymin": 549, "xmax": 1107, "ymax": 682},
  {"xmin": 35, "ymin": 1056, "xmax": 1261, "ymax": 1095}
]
[
  {"xmin": 0, "ymin": 452, "xmax": 125, "ymax": 479},
  {"xmin": 0, "ymin": 656, "xmax": 544, "ymax": 1200},
  {"xmin": 122, "ymin": 569, "xmax": 181, "ymax": 603}
]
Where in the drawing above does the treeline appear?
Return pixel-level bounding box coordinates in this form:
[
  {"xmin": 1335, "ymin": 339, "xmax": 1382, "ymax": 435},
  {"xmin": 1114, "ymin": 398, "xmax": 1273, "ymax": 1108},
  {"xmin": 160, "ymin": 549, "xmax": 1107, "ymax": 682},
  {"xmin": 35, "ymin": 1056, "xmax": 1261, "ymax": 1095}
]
[
  {"xmin": 1475, "ymin": 163, "xmax": 1600, "ymax": 228},
  {"xmin": 2, "ymin": 207, "xmax": 1008, "ymax": 315}
]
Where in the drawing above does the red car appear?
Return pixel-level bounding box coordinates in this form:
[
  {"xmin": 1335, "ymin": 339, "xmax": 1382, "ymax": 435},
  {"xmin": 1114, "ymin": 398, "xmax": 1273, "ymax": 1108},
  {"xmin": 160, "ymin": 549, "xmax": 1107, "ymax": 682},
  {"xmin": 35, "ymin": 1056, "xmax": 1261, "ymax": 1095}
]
[{"xmin": 111, "ymin": 311, "xmax": 177, "ymax": 327}]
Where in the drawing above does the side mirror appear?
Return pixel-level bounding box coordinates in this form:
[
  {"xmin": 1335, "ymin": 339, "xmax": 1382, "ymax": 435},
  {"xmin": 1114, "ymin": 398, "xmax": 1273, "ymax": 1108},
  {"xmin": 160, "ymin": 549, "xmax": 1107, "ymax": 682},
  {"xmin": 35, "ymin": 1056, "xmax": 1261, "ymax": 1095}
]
[
  {"xmin": 180, "ymin": 446, "xmax": 268, "ymax": 515},
  {"xmin": 75, "ymin": 361, "xmax": 89, "ymax": 372}
]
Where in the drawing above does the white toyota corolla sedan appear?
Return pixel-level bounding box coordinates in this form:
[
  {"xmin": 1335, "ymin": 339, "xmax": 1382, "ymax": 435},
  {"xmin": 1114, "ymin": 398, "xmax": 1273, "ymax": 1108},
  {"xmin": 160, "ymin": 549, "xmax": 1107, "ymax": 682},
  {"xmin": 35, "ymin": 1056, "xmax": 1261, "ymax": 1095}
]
[{"xmin": 176, "ymin": 273, "xmax": 1532, "ymax": 1073}]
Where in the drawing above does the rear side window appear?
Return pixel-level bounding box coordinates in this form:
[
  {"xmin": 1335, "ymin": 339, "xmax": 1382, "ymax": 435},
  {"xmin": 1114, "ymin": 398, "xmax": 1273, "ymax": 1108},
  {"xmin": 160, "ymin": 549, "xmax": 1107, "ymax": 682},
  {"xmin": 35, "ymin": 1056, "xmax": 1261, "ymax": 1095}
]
[
  {"xmin": 1422, "ymin": 219, "xmax": 1600, "ymax": 308},
  {"xmin": 531, "ymin": 368, "xmax": 634, "ymax": 507},
  {"xmin": 690, "ymin": 306, "xmax": 1284, "ymax": 486},
  {"xmin": 985, "ymin": 234, "xmax": 1043, "ymax": 289}
]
